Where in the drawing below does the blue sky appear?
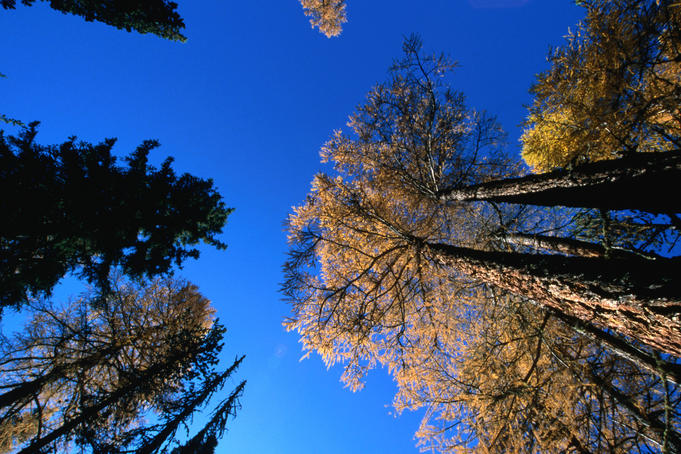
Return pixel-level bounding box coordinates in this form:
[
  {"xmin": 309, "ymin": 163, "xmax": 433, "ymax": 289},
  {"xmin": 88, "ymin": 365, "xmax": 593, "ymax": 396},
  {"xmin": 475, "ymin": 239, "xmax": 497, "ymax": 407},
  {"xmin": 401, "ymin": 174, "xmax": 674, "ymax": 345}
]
[{"xmin": 1, "ymin": 1, "xmax": 583, "ymax": 452}]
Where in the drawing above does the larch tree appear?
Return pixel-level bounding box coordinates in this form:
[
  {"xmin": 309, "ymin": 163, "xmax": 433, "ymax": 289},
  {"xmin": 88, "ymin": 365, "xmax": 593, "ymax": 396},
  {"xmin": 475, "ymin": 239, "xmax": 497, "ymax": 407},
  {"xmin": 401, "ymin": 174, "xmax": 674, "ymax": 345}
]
[
  {"xmin": 284, "ymin": 35, "xmax": 512, "ymax": 386},
  {"xmin": 521, "ymin": 0, "xmax": 681, "ymax": 171},
  {"xmin": 1, "ymin": 0, "xmax": 187, "ymax": 41},
  {"xmin": 0, "ymin": 124, "xmax": 230, "ymax": 313},
  {"xmin": 506, "ymin": 0, "xmax": 681, "ymax": 272},
  {"xmin": 0, "ymin": 277, "xmax": 245, "ymax": 453},
  {"xmin": 286, "ymin": 37, "xmax": 681, "ymax": 357},
  {"xmin": 440, "ymin": 0, "xmax": 681, "ymax": 248},
  {"xmin": 284, "ymin": 36, "xmax": 681, "ymax": 452}
]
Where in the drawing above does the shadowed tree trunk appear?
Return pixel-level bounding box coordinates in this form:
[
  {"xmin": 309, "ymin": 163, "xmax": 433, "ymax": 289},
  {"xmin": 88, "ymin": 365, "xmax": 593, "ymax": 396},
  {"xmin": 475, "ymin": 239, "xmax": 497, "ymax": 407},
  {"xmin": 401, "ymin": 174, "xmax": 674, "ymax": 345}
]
[
  {"xmin": 438, "ymin": 151, "xmax": 681, "ymax": 213},
  {"xmin": 501, "ymin": 232, "xmax": 661, "ymax": 260}
]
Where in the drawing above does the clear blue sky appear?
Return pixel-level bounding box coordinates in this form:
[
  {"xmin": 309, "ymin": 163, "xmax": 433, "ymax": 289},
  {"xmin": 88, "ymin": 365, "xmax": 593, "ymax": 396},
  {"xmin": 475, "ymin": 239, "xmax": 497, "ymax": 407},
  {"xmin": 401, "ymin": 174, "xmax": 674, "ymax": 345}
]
[{"xmin": 1, "ymin": 1, "xmax": 583, "ymax": 452}]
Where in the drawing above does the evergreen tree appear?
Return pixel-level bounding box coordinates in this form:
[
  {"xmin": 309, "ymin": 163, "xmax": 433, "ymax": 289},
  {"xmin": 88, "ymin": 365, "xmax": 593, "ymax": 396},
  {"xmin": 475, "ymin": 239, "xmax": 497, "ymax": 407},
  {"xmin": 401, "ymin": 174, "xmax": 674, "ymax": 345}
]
[
  {"xmin": 1, "ymin": 0, "xmax": 187, "ymax": 41},
  {"xmin": 0, "ymin": 124, "xmax": 230, "ymax": 312}
]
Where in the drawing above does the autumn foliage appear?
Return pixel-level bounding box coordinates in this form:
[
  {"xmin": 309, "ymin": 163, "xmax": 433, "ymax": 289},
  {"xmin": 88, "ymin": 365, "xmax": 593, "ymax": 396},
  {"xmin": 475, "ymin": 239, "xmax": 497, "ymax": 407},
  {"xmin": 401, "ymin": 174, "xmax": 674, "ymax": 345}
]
[
  {"xmin": 0, "ymin": 278, "xmax": 245, "ymax": 453},
  {"xmin": 299, "ymin": 0, "xmax": 347, "ymax": 37},
  {"xmin": 521, "ymin": 0, "xmax": 681, "ymax": 171}
]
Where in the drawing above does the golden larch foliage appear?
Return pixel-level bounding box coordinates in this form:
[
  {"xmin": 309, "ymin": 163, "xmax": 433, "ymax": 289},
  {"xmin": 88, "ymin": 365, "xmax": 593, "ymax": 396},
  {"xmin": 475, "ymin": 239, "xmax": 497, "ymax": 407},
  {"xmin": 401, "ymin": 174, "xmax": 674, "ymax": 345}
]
[
  {"xmin": 521, "ymin": 0, "xmax": 681, "ymax": 171},
  {"xmin": 299, "ymin": 0, "xmax": 347, "ymax": 37}
]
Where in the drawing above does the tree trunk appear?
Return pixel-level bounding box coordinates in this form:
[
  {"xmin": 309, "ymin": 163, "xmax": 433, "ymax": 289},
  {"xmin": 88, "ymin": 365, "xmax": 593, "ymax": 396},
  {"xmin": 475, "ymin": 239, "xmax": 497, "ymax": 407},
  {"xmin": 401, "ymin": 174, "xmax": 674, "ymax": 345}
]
[
  {"xmin": 438, "ymin": 151, "xmax": 681, "ymax": 213},
  {"xmin": 504, "ymin": 232, "xmax": 605, "ymax": 257},
  {"xmin": 426, "ymin": 242, "xmax": 681, "ymax": 356},
  {"xmin": 502, "ymin": 232, "xmax": 659, "ymax": 260}
]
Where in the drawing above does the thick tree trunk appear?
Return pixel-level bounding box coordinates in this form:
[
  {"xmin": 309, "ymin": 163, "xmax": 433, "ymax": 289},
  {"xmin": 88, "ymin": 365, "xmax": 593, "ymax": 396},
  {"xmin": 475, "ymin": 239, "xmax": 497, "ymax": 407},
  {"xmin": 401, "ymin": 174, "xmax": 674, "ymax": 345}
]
[
  {"xmin": 426, "ymin": 242, "xmax": 681, "ymax": 356},
  {"xmin": 504, "ymin": 232, "xmax": 605, "ymax": 257},
  {"xmin": 438, "ymin": 151, "xmax": 681, "ymax": 213}
]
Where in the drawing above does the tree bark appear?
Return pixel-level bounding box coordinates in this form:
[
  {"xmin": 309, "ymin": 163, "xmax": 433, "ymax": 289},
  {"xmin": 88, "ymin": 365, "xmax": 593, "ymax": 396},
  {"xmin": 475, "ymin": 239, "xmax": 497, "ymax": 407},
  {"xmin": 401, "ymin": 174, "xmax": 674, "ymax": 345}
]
[
  {"xmin": 426, "ymin": 242, "xmax": 681, "ymax": 356},
  {"xmin": 438, "ymin": 151, "xmax": 681, "ymax": 213},
  {"xmin": 504, "ymin": 232, "xmax": 605, "ymax": 257},
  {"xmin": 502, "ymin": 232, "xmax": 660, "ymax": 260}
]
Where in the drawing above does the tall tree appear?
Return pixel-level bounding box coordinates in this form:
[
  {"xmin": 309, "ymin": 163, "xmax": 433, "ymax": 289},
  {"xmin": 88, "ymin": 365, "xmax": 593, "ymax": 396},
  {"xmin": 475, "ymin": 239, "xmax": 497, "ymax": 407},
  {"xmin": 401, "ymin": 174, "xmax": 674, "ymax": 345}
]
[
  {"xmin": 0, "ymin": 124, "xmax": 230, "ymax": 312},
  {"xmin": 1, "ymin": 0, "xmax": 187, "ymax": 41},
  {"xmin": 0, "ymin": 277, "xmax": 245, "ymax": 453}
]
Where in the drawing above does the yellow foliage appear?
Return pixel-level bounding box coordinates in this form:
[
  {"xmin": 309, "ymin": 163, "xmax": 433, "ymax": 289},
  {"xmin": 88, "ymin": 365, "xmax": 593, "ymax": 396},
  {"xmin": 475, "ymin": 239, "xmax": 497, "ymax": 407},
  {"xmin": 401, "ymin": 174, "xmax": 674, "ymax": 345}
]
[
  {"xmin": 299, "ymin": 0, "xmax": 347, "ymax": 37},
  {"xmin": 522, "ymin": 0, "xmax": 681, "ymax": 171},
  {"xmin": 0, "ymin": 277, "xmax": 216, "ymax": 451}
]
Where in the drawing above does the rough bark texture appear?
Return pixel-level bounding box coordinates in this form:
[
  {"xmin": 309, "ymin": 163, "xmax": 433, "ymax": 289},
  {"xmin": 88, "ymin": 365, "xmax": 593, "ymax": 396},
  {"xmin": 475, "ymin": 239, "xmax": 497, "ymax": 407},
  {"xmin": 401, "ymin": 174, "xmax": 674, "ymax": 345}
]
[
  {"xmin": 438, "ymin": 151, "xmax": 681, "ymax": 212},
  {"xmin": 503, "ymin": 232, "xmax": 659, "ymax": 260},
  {"xmin": 505, "ymin": 232, "xmax": 605, "ymax": 257},
  {"xmin": 427, "ymin": 242, "xmax": 681, "ymax": 356}
]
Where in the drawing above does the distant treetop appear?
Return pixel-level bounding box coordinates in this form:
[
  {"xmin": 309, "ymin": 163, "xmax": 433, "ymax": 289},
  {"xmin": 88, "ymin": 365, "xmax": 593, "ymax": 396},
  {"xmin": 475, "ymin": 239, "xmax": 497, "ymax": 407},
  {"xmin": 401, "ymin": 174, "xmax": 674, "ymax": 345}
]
[
  {"xmin": 1, "ymin": 0, "xmax": 187, "ymax": 41},
  {"xmin": 299, "ymin": 0, "xmax": 347, "ymax": 37}
]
